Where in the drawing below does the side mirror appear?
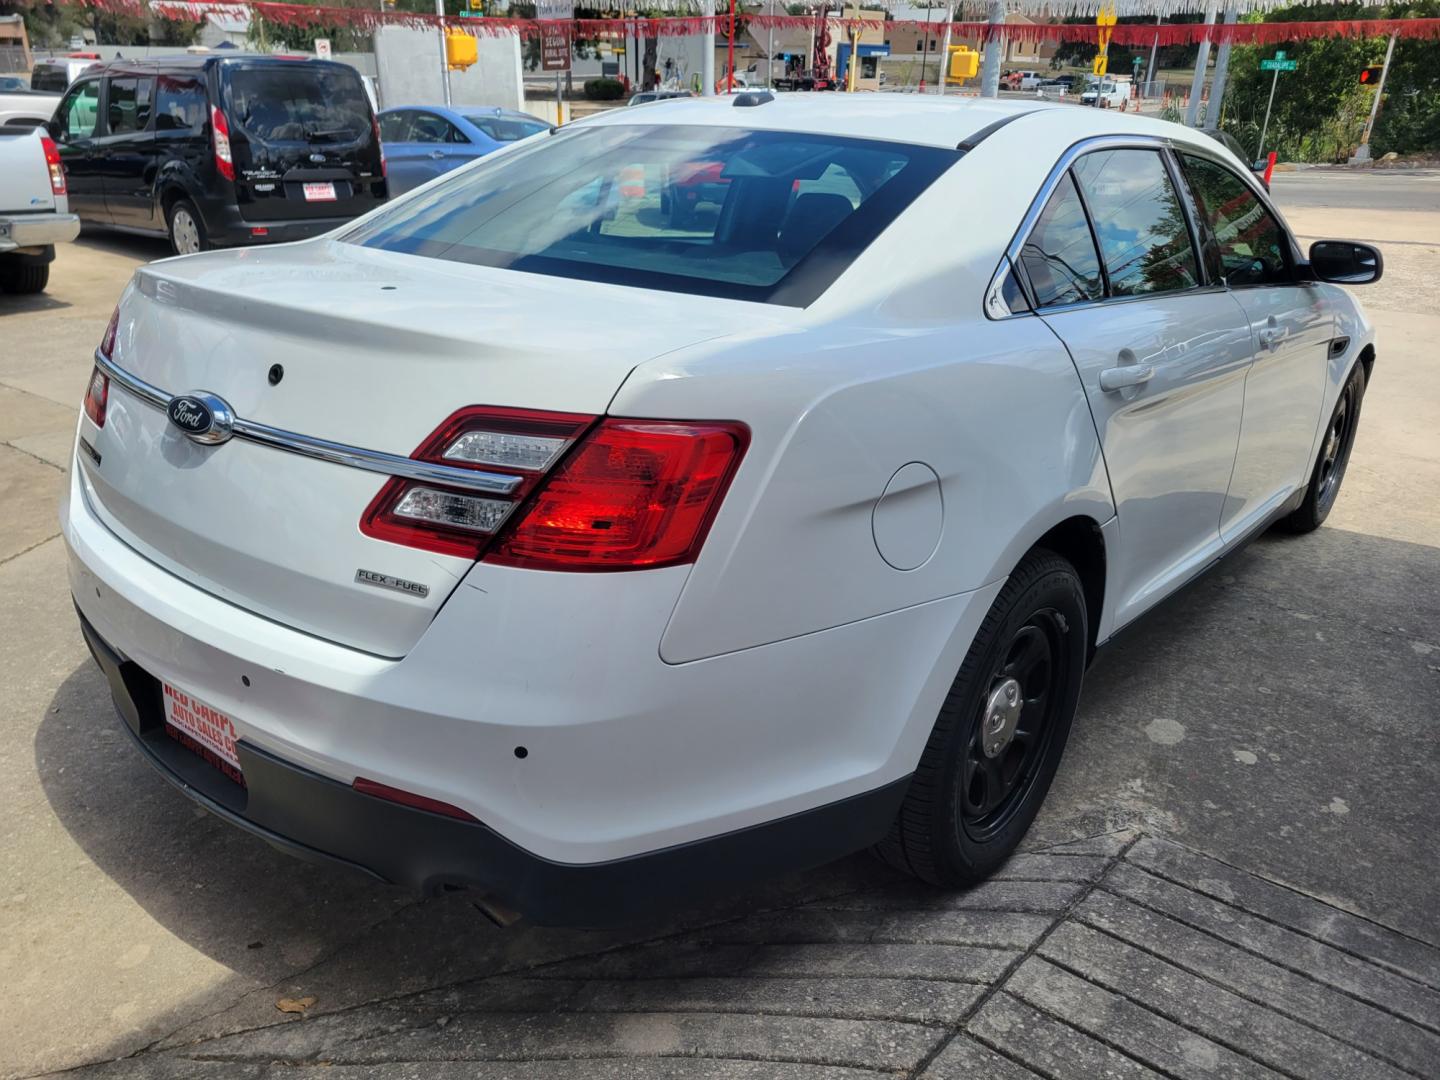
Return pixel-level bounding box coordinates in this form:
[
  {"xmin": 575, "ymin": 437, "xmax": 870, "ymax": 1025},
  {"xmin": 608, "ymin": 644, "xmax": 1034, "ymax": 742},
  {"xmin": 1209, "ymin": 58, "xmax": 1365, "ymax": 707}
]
[{"xmin": 1308, "ymin": 240, "xmax": 1383, "ymax": 285}]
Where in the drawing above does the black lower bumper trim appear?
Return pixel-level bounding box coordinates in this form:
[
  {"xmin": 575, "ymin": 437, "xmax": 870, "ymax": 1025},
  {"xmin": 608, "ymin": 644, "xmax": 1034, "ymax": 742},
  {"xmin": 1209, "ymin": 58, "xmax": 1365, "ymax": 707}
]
[{"xmin": 76, "ymin": 604, "xmax": 910, "ymax": 926}]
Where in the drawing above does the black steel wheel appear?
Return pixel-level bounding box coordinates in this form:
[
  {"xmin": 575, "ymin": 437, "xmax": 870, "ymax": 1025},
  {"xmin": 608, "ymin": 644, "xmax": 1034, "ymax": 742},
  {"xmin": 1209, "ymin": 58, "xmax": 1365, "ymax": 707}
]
[
  {"xmin": 1281, "ymin": 362, "xmax": 1366, "ymax": 534},
  {"xmin": 876, "ymin": 548, "xmax": 1088, "ymax": 887}
]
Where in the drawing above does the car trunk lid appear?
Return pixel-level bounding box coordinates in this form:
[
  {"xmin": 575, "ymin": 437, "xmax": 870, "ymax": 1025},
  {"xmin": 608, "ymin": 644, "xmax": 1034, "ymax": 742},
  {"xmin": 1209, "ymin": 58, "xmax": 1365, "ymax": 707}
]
[{"xmin": 82, "ymin": 240, "xmax": 761, "ymax": 656}]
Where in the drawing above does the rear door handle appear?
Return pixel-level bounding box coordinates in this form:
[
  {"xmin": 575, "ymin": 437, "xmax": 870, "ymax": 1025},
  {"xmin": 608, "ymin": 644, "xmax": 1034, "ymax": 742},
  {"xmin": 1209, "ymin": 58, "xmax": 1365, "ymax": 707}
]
[
  {"xmin": 1099, "ymin": 365, "xmax": 1155, "ymax": 392},
  {"xmin": 1257, "ymin": 329, "xmax": 1281, "ymax": 350}
]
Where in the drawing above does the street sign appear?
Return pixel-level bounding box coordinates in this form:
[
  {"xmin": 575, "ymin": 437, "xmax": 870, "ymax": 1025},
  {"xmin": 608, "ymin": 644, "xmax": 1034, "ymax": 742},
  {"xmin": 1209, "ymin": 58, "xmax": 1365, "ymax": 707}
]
[
  {"xmin": 537, "ymin": 0, "xmax": 573, "ymax": 72},
  {"xmin": 1260, "ymin": 59, "xmax": 1298, "ymax": 71},
  {"xmin": 314, "ymin": 38, "xmax": 331, "ymax": 60}
]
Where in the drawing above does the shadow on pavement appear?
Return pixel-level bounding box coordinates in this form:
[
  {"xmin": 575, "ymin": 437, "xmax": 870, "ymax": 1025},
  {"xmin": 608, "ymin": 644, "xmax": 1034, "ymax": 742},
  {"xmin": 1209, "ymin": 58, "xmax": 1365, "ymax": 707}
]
[
  {"xmin": 30, "ymin": 520, "xmax": 1440, "ymax": 1069},
  {"xmin": 0, "ymin": 290, "xmax": 70, "ymax": 316},
  {"xmin": 75, "ymin": 230, "xmax": 174, "ymax": 262}
]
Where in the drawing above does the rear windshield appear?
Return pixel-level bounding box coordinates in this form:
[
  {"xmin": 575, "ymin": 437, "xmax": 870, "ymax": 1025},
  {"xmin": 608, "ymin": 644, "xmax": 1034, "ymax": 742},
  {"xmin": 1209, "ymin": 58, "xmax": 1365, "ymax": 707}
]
[
  {"xmin": 467, "ymin": 115, "xmax": 548, "ymax": 142},
  {"xmin": 344, "ymin": 125, "xmax": 958, "ymax": 306},
  {"xmin": 221, "ymin": 63, "xmax": 371, "ymax": 144},
  {"xmin": 30, "ymin": 66, "xmax": 70, "ymax": 93}
]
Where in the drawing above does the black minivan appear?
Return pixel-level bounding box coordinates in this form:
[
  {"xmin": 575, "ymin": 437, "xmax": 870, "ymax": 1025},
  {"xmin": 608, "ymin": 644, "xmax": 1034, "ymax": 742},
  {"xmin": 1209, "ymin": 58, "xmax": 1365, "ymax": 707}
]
[{"xmin": 49, "ymin": 55, "xmax": 387, "ymax": 254}]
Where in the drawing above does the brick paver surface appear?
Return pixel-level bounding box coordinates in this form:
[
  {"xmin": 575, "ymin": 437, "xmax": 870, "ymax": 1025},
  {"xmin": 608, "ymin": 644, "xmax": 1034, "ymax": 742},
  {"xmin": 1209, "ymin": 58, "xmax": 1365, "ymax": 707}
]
[{"xmin": 62, "ymin": 831, "xmax": 1440, "ymax": 1079}]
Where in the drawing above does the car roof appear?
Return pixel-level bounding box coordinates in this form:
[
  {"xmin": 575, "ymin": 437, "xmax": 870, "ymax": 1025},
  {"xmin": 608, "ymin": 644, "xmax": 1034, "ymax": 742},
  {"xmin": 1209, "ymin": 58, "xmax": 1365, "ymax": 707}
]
[
  {"xmin": 79, "ymin": 55, "xmax": 350, "ymax": 78},
  {"xmin": 382, "ymin": 104, "xmax": 537, "ymax": 120},
  {"xmin": 576, "ymin": 94, "xmax": 1239, "ymax": 162},
  {"xmin": 576, "ymin": 95, "xmax": 1064, "ymax": 149}
]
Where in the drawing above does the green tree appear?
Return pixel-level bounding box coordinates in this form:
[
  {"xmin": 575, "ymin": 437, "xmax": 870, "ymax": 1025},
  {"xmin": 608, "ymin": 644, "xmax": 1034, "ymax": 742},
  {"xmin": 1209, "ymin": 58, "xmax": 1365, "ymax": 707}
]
[{"xmin": 1219, "ymin": 2, "xmax": 1440, "ymax": 161}]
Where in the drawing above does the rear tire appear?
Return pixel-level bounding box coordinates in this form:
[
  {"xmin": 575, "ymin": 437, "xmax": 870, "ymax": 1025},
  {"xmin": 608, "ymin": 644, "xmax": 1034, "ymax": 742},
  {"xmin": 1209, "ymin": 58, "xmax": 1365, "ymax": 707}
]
[
  {"xmin": 167, "ymin": 199, "xmax": 208, "ymax": 256},
  {"xmin": 876, "ymin": 549, "xmax": 1087, "ymax": 886},
  {"xmin": 0, "ymin": 261, "xmax": 49, "ymax": 294},
  {"xmin": 1280, "ymin": 362, "xmax": 1366, "ymax": 534}
]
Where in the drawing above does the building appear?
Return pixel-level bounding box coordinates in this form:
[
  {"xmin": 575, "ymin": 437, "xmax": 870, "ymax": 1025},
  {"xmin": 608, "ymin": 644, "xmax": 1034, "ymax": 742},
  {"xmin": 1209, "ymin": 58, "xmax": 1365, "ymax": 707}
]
[
  {"xmin": 0, "ymin": 14, "xmax": 32, "ymax": 74},
  {"xmin": 885, "ymin": 8, "xmax": 1057, "ymax": 69}
]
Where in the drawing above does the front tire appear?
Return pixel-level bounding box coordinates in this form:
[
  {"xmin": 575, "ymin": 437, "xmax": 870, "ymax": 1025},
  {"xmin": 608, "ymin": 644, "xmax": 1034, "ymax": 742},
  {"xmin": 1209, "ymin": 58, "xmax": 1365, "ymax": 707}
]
[
  {"xmin": 877, "ymin": 549, "xmax": 1088, "ymax": 886},
  {"xmin": 167, "ymin": 199, "xmax": 208, "ymax": 256},
  {"xmin": 1280, "ymin": 362, "xmax": 1366, "ymax": 534}
]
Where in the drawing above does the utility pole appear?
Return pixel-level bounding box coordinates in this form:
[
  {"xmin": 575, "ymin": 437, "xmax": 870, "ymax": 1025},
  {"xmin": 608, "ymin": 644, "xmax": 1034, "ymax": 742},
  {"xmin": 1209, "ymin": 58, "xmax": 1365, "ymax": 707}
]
[
  {"xmin": 435, "ymin": 0, "xmax": 451, "ymax": 106},
  {"xmin": 1257, "ymin": 65, "xmax": 1279, "ymax": 160},
  {"xmin": 1185, "ymin": 0, "xmax": 1217, "ymax": 127},
  {"xmin": 918, "ymin": 4, "xmax": 933, "ymax": 93},
  {"xmin": 1144, "ymin": 13, "xmax": 1159, "ymax": 96},
  {"xmin": 1205, "ymin": 3, "xmax": 1237, "ymax": 131},
  {"xmin": 936, "ymin": 4, "xmax": 953, "ymax": 95},
  {"xmin": 702, "ymin": 0, "xmax": 715, "ymax": 95},
  {"xmin": 978, "ymin": 0, "xmax": 1003, "ymax": 98},
  {"xmin": 1353, "ymin": 33, "xmax": 1397, "ymax": 164}
]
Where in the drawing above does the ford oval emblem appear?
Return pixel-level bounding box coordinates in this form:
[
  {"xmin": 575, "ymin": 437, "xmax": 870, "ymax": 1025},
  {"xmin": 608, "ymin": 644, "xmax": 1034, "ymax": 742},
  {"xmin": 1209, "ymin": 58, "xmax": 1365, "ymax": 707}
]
[
  {"xmin": 167, "ymin": 392, "xmax": 235, "ymax": 445},
  {"xmin": 309, "ymin": 152, "xmax": 326, "ymax": 163}
]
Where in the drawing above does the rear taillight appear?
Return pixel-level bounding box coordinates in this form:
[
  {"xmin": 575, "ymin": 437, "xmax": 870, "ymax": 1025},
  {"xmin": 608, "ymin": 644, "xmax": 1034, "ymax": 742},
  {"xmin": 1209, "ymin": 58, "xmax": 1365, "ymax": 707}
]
[
  {"xmin": 83, "ymin": 368, "xmax": 108, "ymax": 427},
  {"xmin": 85, "ymin": 307, "xmax": 118, "ymax": 427},
  {"xmin": 373, "ymin": 114, "xmax": 386, "ymax": 178},
  {"xmin": 40, "ymin": 133, "xmax": 66, "ymax": 196},
  {"xmin": 487, "ymin": 420, "xmax": 748, "ymax": 571},
  {"xmin": 210, "ymin": 105, "xmax": 235, "ymax": 181},
  {"xmin": 360, "ymin": 409, "xmax": 748, "ymax": 570},
  {"xmin": 361, "ymin": 407, "xmax": 595, "ymax": 559}
]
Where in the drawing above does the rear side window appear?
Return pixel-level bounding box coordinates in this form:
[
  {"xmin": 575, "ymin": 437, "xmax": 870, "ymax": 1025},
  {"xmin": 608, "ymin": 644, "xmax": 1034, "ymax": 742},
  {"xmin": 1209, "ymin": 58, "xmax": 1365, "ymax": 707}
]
[
  {"xmin": 1019, "ymin": 173, "xmax": 1104, "ymax": 308},
  {"xmin": 379, "ymin": 111, "xmax": 412, "ymax": 142},
  {"xmin": 344, "ymin": 125, "xmax": 958, "ymax": 306},
  {"xmin": 57, "ymin": 81, "xmax": 100, "ymax": 141},
  {"xmin": 1179, "ymin": 154, "xmax": 1290, "ymax": 288},
  {"xmin": 1072, "ymin": 148, "xmax": 1200, "ymax": 297},
  {"xmin": 155, "ymin": 74, "xmax": 207, "ymax": 133},
  {"xmin": 409, "ymin": 112, "xmax": 463, "ymax": 144},
  {"xmin": 106, "ymin": 77, "xmax": 154, "ymax": 135},
  {"xmin": 222, "ymin": 64, "xmax": 371, "ymax": 144},
  {"xmin": 468, "ymin": 115, "xmax": 548, "ymax": 142}
]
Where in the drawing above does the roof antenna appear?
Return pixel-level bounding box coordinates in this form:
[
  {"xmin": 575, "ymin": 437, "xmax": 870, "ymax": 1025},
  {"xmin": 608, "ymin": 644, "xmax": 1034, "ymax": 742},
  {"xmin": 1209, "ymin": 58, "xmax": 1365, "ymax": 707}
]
[{"xmin": 732, "ymin": 91, "xmax": 775, "ymax": 107}]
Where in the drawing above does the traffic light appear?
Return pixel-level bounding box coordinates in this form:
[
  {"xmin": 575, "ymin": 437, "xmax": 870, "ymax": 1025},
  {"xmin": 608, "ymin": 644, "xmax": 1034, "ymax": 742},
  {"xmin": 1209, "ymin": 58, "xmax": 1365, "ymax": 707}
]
[
  {"xmin": 947, "ymin": 46, "xmax": 978, "ymax": 80},
  {"xmin": 1359, "ymin": 65, "xmax": 1384, "ymax": 86},
  {"xmin": 446, "ymin": 30, "xmax": 477, "ymax": 70}
]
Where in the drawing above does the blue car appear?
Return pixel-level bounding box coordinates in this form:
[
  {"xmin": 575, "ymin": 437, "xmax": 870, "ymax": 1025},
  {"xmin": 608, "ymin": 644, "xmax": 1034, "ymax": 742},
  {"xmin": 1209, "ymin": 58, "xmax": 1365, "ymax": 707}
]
[{"xmin": 377, "ymin": 105, "xmax": 551, "ymax": 195}]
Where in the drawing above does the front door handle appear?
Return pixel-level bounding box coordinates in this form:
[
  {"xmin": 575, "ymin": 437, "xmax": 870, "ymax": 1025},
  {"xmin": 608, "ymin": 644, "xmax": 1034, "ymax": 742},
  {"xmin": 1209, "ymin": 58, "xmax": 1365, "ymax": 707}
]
[
  {"xmin": 428, "ymin": 150, "xmax": 445, "ymax": 159},
  {"xmin": 1257, "ymin": 328, "xmax": 1281, "ymax": 350},
  {"xmin": 1099, "ymin": 365, "xmax": 1155, "ymax": 393}
]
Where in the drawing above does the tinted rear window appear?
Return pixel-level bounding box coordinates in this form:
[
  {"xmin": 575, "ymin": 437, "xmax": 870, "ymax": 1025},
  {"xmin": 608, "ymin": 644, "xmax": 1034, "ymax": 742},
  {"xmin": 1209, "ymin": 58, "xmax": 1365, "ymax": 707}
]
[
  {"xmin": 31, "ymin": 66, "xmax": 69, "ymax": 93},
  {"xmin": 344, "ymin": 125, "xmax": 958, "ymax": 306},
  {"xmin": 221, "ymin": 64, "xmax": 371, "ymax": 144}
]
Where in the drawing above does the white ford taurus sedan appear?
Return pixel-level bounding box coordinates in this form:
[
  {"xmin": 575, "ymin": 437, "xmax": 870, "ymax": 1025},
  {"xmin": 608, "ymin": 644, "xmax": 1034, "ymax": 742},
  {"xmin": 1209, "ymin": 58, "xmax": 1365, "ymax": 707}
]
[{"xmin": 65, "ymin": 96, "xmax": 1380, "ymax": 924}]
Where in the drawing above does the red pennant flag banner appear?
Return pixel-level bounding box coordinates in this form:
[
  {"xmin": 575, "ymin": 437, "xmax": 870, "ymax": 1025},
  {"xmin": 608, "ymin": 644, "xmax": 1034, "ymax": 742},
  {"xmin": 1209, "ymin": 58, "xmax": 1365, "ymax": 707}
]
[{"xmin": 35, "ymin": 0, "xmax": 1440, "ymax": 46}]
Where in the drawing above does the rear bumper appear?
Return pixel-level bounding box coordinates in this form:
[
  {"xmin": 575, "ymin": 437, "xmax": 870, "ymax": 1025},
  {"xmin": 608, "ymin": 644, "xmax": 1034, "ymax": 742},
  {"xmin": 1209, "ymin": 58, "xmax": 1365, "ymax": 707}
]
[
  {"xmin": 77, "ymin": 605, "xmax": 908, "ymax": 925},
  {"xmin": 204, "ymin": 195, "xmax": 386, "ymax": 248},
  {"xmin": 0, "ymin": 212, "xmax": 80, "ymax": 253}
]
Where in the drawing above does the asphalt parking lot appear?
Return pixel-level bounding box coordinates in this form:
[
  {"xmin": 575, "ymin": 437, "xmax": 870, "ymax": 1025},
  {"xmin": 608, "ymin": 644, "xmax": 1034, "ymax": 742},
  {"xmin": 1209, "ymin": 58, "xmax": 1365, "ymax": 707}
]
[{"xmin": 2, "ymin": 168, "xmax": 1438, "ymax": 1080}]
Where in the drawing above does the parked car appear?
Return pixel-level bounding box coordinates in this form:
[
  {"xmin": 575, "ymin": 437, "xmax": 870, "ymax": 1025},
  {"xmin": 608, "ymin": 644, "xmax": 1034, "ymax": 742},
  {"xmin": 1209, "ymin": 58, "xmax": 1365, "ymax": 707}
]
[
  {"xmin": 627, "ymin": 89, "xmax": 695, "ymax": 106},
  {"xmin": 0, "ymin": 125, "xmax": 79, "ymax": 294},
  {"xmin": 1080, "ymin": 77, "xmax": 1132, "ymax": 108},
  {"xmin": 1001, "ymin": 70, "xmax": 1042, "ymax": 91},
  {"xmin": 377, "ymin": 105, "xmax": 548, "ymax": 196},
  {"xmin": 1206, "ymin": 128, "xmax": 1271, "ymax": 190},
  {"xmin": 0, "ymin": 75, "xmax": 30, "ymax": 92},
  {"xmin": 67, "ymin": 97, "xmax": 1379, "ymax": 924},
  {"xmin": 49, "ymin": 55, "xmax": 387, "ymax": 254},
  {"xmin": 28, "ymin": 54, "xmax": 102, "ymax": 93}
]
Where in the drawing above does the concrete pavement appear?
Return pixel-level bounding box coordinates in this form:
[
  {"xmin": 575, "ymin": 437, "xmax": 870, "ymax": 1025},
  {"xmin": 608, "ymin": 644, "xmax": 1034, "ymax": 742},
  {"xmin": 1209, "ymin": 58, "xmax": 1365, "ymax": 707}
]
[{"xmin": 1, "ymin": 175, "xmax": 1436, "ymax": 1079}]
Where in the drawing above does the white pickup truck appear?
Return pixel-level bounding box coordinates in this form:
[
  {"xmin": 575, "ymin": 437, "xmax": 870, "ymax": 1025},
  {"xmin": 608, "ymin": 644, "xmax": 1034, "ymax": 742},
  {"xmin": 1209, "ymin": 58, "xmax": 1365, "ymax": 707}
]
[
  {"xmin": 0, "ymin": 87, "xmax": 61, "ymax": 129},
  {"xmin": 0, "ymin": 124, "xmax": 80, "ymax": 295}
]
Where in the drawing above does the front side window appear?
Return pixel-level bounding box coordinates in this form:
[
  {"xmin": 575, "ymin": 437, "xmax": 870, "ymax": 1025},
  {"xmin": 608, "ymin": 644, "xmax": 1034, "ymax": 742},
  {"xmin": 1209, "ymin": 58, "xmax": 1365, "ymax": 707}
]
[
  {"xmin": 1019, "ymin": 172, "xmax": 1104, "ymax": 308},
  {"xmin": 155, "ymin": 74, "xmax": 206, "ymax": 132},
  {"xmin": 345, "ymin": 125, "xmax": 958, "ymax": 306},
  {"xmin": 1072, "ymin": 148, "xmax": 1200, "ymax": 297},
  {"xmin": 1180, "ymin": 153, "xmax": 1290, "ymax": 287},
  {"xmin": 58, "ymin": 81, "xmax": 100, "ymax": 142},
  {"xmin": 106, "ymin": 77, "xmax": 154, "ymax": 135}
]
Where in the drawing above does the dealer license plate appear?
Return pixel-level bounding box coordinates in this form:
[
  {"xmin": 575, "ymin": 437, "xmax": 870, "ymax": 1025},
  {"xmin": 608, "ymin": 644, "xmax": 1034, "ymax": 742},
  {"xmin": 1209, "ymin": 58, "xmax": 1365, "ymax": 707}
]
[
  {"xmin": 302, "ymin": 181, "xmax": 337, "ymax": 202},
  {"xmin": 162, "ymin": 681, "xmax": 244, "ymax": 783}
]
